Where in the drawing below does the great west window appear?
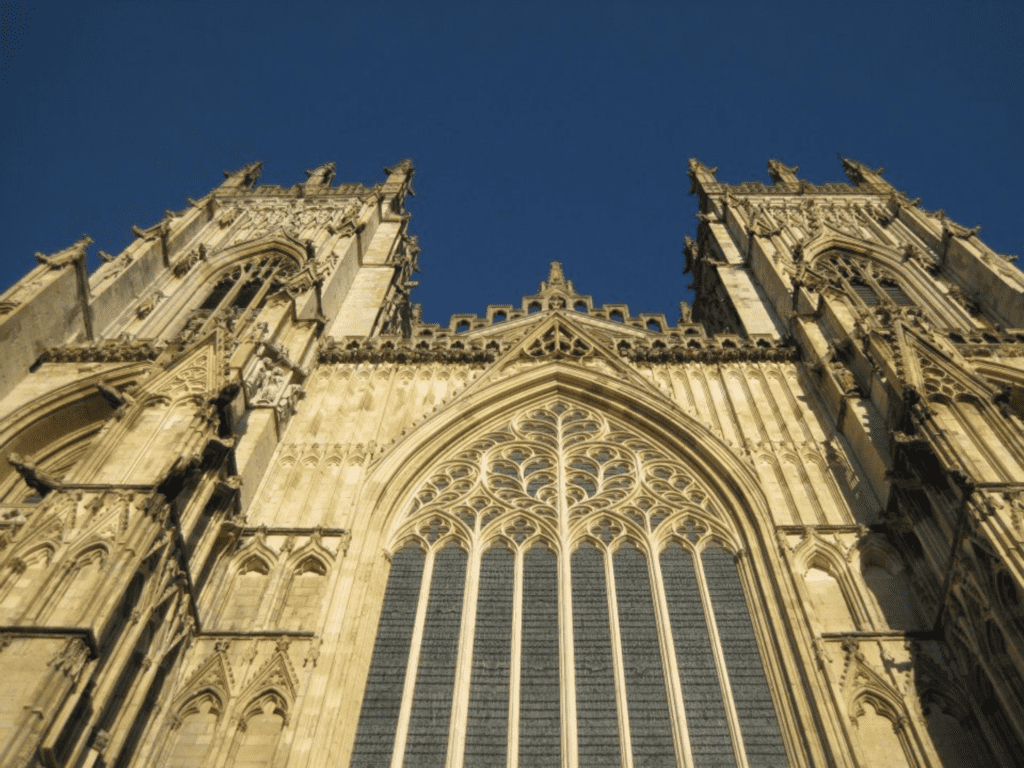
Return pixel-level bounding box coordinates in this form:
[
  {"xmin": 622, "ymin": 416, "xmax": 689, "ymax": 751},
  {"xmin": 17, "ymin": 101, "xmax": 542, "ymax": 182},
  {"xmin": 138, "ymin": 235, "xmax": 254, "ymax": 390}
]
[{"xmin": 350, "ymin": 402, "xmax": 789, "ymax": 767}]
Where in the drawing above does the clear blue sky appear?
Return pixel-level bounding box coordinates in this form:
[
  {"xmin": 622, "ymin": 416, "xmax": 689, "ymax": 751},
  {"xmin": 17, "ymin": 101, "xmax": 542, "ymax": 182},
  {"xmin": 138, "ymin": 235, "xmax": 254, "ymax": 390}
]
[{"xmin": 2, "ymin": 1, "xmax": 1020, "ymax": 327}]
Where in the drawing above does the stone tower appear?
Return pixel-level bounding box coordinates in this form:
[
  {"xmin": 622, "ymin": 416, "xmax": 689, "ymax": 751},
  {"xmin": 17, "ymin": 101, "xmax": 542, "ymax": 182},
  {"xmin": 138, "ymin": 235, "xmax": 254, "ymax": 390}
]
[{"xmin": 0, "ymin": 157, "xmax": 1022, "ymax": 767}]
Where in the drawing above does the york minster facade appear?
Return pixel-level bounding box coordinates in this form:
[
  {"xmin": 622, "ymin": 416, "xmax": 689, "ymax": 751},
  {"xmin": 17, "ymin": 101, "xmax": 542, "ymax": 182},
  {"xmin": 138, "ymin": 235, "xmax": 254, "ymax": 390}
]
[{"xmin": 0, "ymin": 157, "xmax": 1022, "ymax": 767}]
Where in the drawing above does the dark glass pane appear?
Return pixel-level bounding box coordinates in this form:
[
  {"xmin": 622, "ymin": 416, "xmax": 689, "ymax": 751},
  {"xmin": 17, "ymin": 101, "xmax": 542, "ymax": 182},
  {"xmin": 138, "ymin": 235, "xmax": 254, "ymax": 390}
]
[
  {"xmin": 702, "ymin": 546, "xmax": 788, "ymax": 766},
  {"xmin": 572, "ymin": 544, "xmax": 621, "ymax": 765},
  {"xmin": 405, "ymin": 545, "xmax": 467, "ymax": 767},
  {"xmin": 661, "ymin": 546, "xmax": 737, "ymax": 767},
  {"xmin": 850, "ymin": 280, "xmax": 879, "ymax": 306},
  {"xmin": 465, "ymin": 547, "xmax": 514, "ymax": 765},
  {"xmin": 519, "ymin": 547, "xmax": 561, "ymax": 767},
  {"xmin": 199, "ymin": 278, "xmax": 233, "ymax": 311},
  {"xmin": 881, "ymin": 281, "xmax": 914, "ymax": 306},
  {"xmin": 231, "ymin": 278, "xmax": 263, "ymax": 310},
  {"xmin": 350, "ymin": 546, "xmax": 425, "ymax": 767},
  {"xmin": 614, "ymin": 544, "xmax": 675, "ymax": 766}
]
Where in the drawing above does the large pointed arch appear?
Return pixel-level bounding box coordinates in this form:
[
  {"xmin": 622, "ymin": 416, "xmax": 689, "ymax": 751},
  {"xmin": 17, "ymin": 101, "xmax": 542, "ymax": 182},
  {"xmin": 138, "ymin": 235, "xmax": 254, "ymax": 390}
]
[{"xmin": 324, "ymin": 360, "xmax": 836, "ymax": 768}]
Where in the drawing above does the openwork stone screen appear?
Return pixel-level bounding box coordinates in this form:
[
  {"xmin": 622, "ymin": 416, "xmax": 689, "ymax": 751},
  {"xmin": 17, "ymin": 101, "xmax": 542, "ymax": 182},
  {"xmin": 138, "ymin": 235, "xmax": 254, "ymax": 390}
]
[{"xmin": 351, "ymin": 401, "xmax": 788, "ymax": 767}]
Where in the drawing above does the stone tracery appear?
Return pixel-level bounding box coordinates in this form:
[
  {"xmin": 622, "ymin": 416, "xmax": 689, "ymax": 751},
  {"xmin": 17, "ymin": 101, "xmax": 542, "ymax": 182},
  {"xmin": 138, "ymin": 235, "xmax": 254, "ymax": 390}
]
[{"xmin": 358, "ymin": 399, "xmax": 784, "ymax": 766}]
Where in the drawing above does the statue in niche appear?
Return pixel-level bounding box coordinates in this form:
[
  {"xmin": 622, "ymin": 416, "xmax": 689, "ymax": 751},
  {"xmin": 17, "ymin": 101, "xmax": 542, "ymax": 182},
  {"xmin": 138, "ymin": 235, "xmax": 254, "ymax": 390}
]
[
  {"xmin": 260, "ymin": 367, "xmax": 287, "ymax": 403},
  {"xmin": 245, "ymin": 356, "xmax": 273, "ymax": 399},
  {"xmin": 831, "ymin": 363, "xmax": 859, "ymax": 396}
]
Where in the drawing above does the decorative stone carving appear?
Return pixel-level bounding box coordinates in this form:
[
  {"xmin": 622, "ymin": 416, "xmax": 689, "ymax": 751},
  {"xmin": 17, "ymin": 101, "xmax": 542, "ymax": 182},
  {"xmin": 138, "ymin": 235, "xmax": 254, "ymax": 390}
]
[
  {"xmin": 250, "ymin": 366, "xmax": 287, "ymax": 406},
  {"xmin": 136, "ymin": 290, "xmax": 166, "ymax": 320},
  {"xmin": 35, "ymin": 235, "xmax": 93, "ymax": 269},
  {"xmin": 38, "ymin": 338, "xmax": 166, "ymax": 363},
  {"xmin": 173, "ymin": 244, "xmax": 208, "ymax": 277}
]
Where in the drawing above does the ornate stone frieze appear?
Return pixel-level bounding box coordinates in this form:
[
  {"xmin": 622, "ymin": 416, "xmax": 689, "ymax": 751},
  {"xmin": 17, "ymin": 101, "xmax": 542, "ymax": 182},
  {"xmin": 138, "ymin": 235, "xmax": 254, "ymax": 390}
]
[
  {"xmin": 621, "ymin": 336, "xmax": 798, "ymax": 364},
  {"xmin": 318, "ymin": 337, "xmax": 498, "ymax": 365},
  {"xmin": 233, "ymin": 199, "xmax": 362, "ymax": 241},
  {"xmin": 948, "ymin": 330, "xmax": 1024, "ymax": 358},
  {"xmin": 38, "ymin": 338, "xmax": 166, "ymax": 363}
]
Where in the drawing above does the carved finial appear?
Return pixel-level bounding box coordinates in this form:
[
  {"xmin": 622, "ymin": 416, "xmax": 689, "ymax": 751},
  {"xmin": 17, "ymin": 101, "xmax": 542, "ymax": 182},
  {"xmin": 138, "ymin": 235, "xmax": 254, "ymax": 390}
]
[
  {"xmin": 303, "ymin": 161, "xmax": 336, "ymax": 188},
  {"xmin": 35, "ymin": 235, "xmax": 93, "ymax": 269},
  {"xmin": 221, "ymin": 161, "xmax": 263, "ymax": 189},
  {"xmin": 383, "ymin": 158, "xmax": 415, "ymax": 176},
  {"xmin": 687, "ymin": 158, "xmax": 718, "ymax": 194},
  {"xmin": 678, "ymin": 301, "xmax": 693, "ymax": 324},
  {"xmin": 841, "ymin": 157, "xmax": 888, "ymax": 188},
  {"xmin": 767, "ymin": 159, "xmax": 800, "ymax": 187},
  {"xmin": 547, "ymin": 261, "xmax": 566, "ymax": 287}
]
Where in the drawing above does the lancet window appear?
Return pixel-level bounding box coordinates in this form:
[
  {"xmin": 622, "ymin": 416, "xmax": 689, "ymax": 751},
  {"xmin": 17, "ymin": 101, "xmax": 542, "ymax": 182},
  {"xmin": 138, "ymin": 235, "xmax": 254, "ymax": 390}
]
[{"xmin": 351, "ymin": 401, "xmax": 789, "ymax": 767}]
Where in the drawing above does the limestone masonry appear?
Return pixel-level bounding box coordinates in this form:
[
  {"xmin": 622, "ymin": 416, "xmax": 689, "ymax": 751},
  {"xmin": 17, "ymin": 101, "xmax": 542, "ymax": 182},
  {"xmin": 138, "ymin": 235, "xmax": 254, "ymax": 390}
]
[{"xmin": 0, "ymin": 157, "xmax": 1022, "ymax": 767}]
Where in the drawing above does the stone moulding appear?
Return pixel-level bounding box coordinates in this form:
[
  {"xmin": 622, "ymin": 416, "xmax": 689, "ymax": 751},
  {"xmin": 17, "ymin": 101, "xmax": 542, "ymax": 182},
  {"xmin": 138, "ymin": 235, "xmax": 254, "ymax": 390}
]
[
  {"xmin": 318, "ymin": 337, "xmax": 497, "ymax": 365},
  {"xmin": 624, "ymin": 337, "xmax": 799, "ymax": 363},
  {"xmin": 37, "ymin": 340, "xmax": 167, "ymax": 364},
  {"xmin": 317, "ymin": 334, "xmax": 799, "ymax": 365}
]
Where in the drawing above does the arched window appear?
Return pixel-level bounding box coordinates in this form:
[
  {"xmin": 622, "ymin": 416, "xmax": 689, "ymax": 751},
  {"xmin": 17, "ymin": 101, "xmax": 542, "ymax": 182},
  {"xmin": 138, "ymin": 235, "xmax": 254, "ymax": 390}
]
[
  {"xmin": 804, "ymin": 564, "xmax": 856, "ymax": 632},
  {"xmin": 230, "ymin": 695, "xmax": 286, "ymax": 768},
  {"xmin": 220, "ymin": 556, "xmax": 270, "ymax": 630},
  {"xmin": 852, "ymin": 697, "xmax": 913, "ymax": 768},
  {"xmin": 350, "ymin": 401, "xmax": 789, "ymax": 767},
  {"xmin": 50, "ymin": 548, "xmax": 105, "ymax": 624},
  {"xmin": 164, "ymin": 694, "xmax": 221, "ymax": 768},
  {"xmin": 279, "ymin": 557, "xmax": 327, "ymax": 629},
  {"xmin": 817, "ymin": 251, "xmax": 916, "ymax": 310},
  {"xmin": 197, "ymin": 255, "xmax": 298, "ymax": 317},
  {"xmin": 0, "ymin": 547, "xmax": 51, "ymax": 620}
]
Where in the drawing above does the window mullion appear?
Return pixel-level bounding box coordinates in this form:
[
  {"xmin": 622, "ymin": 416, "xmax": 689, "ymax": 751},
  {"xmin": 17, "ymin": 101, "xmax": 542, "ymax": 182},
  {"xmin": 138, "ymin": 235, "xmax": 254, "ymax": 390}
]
[
  {"xmin": 603, "ymin": 545, "xmax": 635, "ymax": 768},
  {"xmin": 196, "ymin": 264, "xmax": 249, "ymax": 337},
  {"xmin": 236, "ymin": 264, "xmax": 280, "ymax": 326},
  {"xmin": 646, "ymin": 537, "xmax": 695, "ymax": 768},
  {"xmin": 507, "ymin": 547, "xmax": 524, "ymax": 768},
  {"xmin": 693, "ymin": 545, "xmax": 751, "ymax": 768},
  {"xmin": 555, "ymin": 444, "xmax": 578, "ymax": 768},
  {"xmin": 390, "ymin": 545, "xmax": 436, "ymax": 768},
  {"xmin": 446, "ymin": 538, "xmax": 482, "ymax": 768}
]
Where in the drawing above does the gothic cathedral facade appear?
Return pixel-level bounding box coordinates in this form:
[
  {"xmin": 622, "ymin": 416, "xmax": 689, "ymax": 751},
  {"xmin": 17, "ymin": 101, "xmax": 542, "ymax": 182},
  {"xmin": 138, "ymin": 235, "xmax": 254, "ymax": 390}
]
[{"xmin": 0, "ymin": 158, "xmax": 1022, "ymax": 767}]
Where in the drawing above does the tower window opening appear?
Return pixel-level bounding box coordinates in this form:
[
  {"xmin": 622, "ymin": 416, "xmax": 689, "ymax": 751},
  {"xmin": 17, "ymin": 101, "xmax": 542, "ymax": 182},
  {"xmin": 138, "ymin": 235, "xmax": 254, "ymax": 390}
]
[
  {"xmin": 196, "ymin": 255, "xmax": 298, "ymax": 319},
  {"xmin": 818, "ymin": 251, "xmax": 923, "ymax": 312}
]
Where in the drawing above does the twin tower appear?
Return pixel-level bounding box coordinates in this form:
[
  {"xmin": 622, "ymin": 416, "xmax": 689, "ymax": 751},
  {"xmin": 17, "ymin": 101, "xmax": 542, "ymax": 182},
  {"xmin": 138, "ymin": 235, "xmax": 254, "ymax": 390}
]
[{"xmin": 0, "ymin": 156, "xmax": 1022, "ymax": 767}]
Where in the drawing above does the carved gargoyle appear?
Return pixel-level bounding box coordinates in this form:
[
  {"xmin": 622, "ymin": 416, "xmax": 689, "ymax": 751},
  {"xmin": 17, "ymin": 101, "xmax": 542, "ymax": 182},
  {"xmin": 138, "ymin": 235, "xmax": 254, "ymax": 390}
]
[
  {"xmin": 96, "ymin": 381, "xmax": 135, "ymax": 410},
  {"xmin": 7, "ymin": 453, "xmax": 61, "ymax": 496}
]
